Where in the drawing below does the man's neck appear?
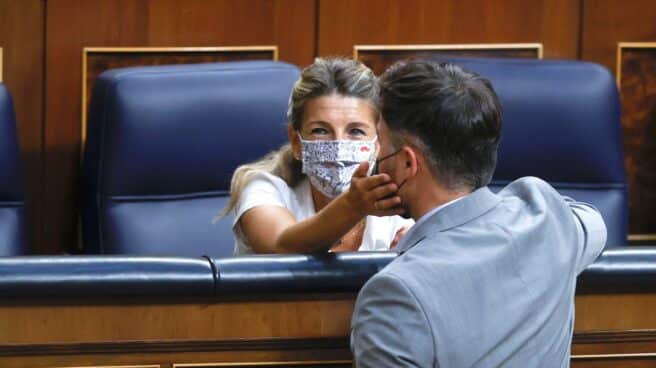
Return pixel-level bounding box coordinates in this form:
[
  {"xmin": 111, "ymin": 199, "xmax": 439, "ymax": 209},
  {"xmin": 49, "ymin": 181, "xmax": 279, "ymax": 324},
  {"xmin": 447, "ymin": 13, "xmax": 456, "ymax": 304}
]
[{"xmin": 410, "ymin": 182, "xmax": 470, "ymax": 220}]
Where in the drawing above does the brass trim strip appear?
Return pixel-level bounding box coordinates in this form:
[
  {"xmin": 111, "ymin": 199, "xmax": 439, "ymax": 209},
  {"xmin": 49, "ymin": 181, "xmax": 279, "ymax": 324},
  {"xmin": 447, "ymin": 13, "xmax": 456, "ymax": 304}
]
[
  {"xmin": 628, "ymin": 234, "xmax": 656, "ymax": 241},
  {"xmin": 84, "ymin": 46, "xmax": 278, "ymax": 55},
  {"xmin": 174, "ymin": 361, "xmax": 351, "ymax": 367},
  {"xmin": 52, "ymin": 365, "xmax": 159, "ymax": 368},
  {"xmin": 618, "ymin": 42, "xmax": 656, "ymax": 48},
  {"xmin": 80, "ymin": 46, "xmax": 278, "ymax": 149},
  {"xmin": 353, "ymin": 43, "xmax": 544, "ymax": 60},
  {"xmin": 616, "ymin": 42, "xmax": 656, "ymax": 91},
  {"xmin": 572, "ymin": 352, "xmax": 656, "ymax": 360}
]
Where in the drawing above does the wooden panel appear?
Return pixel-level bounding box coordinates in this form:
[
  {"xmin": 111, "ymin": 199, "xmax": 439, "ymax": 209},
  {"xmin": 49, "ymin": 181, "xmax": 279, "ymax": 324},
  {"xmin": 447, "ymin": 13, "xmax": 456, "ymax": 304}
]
[
  {"xmin": 0, "ymin": 349, "xmax": 351, "ymax": 368},
  {"xmin": 0, "ymin": 296, "xmax": 354, "ymax": 367},
  {"xmin": 581, "ymin": 1, "xmax": 656, "ymax": 241},
  {"xmin": 575, "ymin": 293, "xmax": 656, "ymax": 331},
  {"xmin": 44, "ymin": 0, "xmax": 316, "ymax": 254},
  {"xmin": 581, "ymin": 0, "xmax": 656, "ymax": 74},
  {"xmin": 617, "ymin": 44, "xmax": 656, "ymax": 240},
  {"xmin": 0, "ymin": 0, "xmax": 45, "ymax": 254},
  {"xmin": 573, "ymin": 330, "xmax": 656, "ymax": 367},
  {"xmin": 574, "ymin": 330, "xmax": 656, "ymax": 353},
  {"xmin": 0, "ymin": 298, "xmax": 355, "ymax": 344},
  {"xmin": 572, "ymin": 356, "xmax": 656, "ymax": 368},
  {"xmin": 318, "ymin": 0, "xmax": 580, "ymax": 59},
  {"xmin": 1, "ymin": 293, "xmax": 656, "ymax": 366},
  {"xmin": 355, "ymin": 43, "xmax": 541, "ymax": 75}
]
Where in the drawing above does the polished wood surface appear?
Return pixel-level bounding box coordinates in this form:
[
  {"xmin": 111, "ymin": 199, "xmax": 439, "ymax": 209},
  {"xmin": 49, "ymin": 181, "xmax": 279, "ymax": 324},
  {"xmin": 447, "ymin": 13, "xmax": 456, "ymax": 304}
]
[
  {"xmin": 581, "ymin": 0, "xmax": 656, "ymax": 240},
  {"xmin": 0, "ymin": 295, "xmax": 354, "ymax": 367},
  {"xmin": 572, "ymin": 357, "xmax": 656, "ymax": 368},
  {"xmin": 581, "ymin": 0, "xmax": 656, "ymax": 74},
  {"xmin": 617, "ymin": 44, "xmax": 656, "ymax": 239},
  {"xmin": 0, "ymin": 0, "xmax": 44, "ymax": 254},
  {"xmin": 43, "ymin": 0, "xmax": 316, "ymax": 253},
  {"xmin": 318, "ymin": 0, "xmax": 580, "ymax": 59},
  {"xmin": 0, "ymin": 297, "xmax": 354, "ymax": 344},
  {"xmin": 1, "ymin": 293, "xmax": 655, "ymax": 367},
  {"xmin": 575, "ymin": 293, "xmax": 656, "ymax": 331},
  {"xmin": 3, "ymin": 351, "xmax": 352, "ymax": 368}
]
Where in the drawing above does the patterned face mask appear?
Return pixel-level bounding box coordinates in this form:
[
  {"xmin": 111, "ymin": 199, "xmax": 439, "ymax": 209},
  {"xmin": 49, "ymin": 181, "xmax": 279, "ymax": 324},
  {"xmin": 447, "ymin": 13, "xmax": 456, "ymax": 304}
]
[{"xmin": 299, "ymin": 133, "xmax": 378, "ymax": 198}]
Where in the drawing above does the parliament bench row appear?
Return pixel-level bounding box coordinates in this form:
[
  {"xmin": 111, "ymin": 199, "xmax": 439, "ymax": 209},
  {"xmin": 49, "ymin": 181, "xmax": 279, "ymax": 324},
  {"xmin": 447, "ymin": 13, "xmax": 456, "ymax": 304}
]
[
  {"xmin": 0, "ymin": 57, "xmax": 629, "ymax": 257},
  {"xmin": 0, "ymin": 248, "xmax": 655, "ymax": 298},
  {"xmin": 1, "ymin": 249, "xmax": 656, "ymax": 367}
]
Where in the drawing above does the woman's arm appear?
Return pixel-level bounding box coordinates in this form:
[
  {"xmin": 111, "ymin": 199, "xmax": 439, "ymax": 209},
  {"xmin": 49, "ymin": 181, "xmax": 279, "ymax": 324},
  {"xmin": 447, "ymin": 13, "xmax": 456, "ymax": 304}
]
[{"xmin": 239, "ymin": 162, "xmax": 404, "ymax": 253}]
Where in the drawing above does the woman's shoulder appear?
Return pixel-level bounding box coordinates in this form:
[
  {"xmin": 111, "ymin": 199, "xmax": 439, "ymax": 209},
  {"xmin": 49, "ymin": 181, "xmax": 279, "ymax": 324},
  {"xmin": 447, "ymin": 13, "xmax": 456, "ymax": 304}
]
[
  {"xmin": 245, "ymin": 170, "xmax": 290, "ymax": 188},
  {"xmin": 237, "ymin": 171, "xmax": 309, "ymax": 216},
  {"xmin": 241, "ymin": 171, "xmax": 296, "ymax": 197}
]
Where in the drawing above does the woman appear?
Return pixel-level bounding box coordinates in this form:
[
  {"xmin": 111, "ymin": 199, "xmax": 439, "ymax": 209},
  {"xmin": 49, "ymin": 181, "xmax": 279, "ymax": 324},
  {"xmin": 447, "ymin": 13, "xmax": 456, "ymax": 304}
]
[{"xmin": 224, "ymin": 57, "xmax": 413, "ymax": 254}]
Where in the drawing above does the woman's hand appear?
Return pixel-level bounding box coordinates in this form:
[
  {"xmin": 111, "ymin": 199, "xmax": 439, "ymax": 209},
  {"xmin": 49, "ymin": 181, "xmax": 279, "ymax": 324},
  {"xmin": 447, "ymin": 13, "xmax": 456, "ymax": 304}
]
[
  {"xmin": 242, "ymin": 161, "xmax": 404, "ymax": 254},
  {"xmin": 345, "ymin": 161, "xmax": 405, "ymax": 217}
]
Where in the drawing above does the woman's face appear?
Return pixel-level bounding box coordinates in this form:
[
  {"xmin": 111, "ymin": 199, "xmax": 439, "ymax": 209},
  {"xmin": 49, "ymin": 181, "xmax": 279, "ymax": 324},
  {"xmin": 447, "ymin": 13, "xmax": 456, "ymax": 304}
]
[{"xmin": 289, "ymin": 94, "xmax": 378, "ymax": 158}]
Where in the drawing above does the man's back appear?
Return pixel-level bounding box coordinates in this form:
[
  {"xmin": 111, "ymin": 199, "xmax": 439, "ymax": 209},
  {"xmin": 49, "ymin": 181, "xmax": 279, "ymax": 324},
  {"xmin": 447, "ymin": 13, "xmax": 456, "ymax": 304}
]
[{"xmin": 351, "ymin": 177, "xmax": 607, "ymax": 367}]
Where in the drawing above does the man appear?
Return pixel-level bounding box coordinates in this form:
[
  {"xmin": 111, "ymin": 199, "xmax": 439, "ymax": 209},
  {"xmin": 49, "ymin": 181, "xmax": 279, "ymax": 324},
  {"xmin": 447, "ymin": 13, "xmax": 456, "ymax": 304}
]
[{"xmin": 350, "ymin": 60, "xmax": 607, "ymax": 367}]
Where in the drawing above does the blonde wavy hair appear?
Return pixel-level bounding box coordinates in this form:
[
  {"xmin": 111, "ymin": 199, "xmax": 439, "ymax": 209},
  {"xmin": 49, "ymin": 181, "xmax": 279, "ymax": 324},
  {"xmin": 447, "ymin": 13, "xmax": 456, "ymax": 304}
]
[{"xmin": 221, "ymin": 57, "xmax": 380, "ymax": 217}]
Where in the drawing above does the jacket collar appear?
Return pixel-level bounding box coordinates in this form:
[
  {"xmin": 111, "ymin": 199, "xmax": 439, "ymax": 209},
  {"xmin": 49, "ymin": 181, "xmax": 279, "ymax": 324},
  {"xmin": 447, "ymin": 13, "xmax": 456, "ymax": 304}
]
[{"xmin": 396, "ymin": 186, "xmax": 501, "ymax": 253}]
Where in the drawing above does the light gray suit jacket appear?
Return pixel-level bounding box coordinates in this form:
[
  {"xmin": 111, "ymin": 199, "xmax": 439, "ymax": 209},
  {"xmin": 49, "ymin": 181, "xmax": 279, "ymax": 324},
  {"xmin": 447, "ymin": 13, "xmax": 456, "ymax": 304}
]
[{"xmin": 351, "ymin": 177, "xmax": 607, "ymax": 367}]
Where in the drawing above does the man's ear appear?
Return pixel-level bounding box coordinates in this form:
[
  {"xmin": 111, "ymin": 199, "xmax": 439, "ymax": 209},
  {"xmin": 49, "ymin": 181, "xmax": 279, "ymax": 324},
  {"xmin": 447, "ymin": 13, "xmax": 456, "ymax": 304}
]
[
  {"xmin": 288, "ymin": 124, "xmax": 301, "ymax": 160},
  {"xmin": 401, "ymin": 146, "xmax": 419, "ymax": 177}
]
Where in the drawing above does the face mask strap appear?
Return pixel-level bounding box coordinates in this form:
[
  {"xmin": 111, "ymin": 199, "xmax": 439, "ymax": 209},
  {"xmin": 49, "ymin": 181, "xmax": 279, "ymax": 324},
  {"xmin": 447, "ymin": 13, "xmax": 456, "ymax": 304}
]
[{"xmin": 376, "ymin": 148, "xmax": 402, "ymax": 166}]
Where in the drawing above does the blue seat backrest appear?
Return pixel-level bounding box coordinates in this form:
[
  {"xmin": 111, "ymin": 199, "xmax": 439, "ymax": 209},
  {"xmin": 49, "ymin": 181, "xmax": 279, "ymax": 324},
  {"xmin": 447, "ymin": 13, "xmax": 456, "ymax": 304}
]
[
  {"xmin": 82, "ymin": 61, "xmax": 300, "ymax": 256},
  {"xmin": 0, "ymin": 84, "xmax": 27, "ymax": 255},
  {"xmin": 445, "ymin": 58, "xmax": 627, "ymax": 246}
]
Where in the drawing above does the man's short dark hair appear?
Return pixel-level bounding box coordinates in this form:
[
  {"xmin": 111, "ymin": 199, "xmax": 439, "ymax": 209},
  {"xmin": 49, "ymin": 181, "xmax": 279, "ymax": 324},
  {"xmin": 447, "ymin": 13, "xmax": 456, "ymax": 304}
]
[{"xmin": 379, "ymin": 60, "xmax": 503, "ymax": 190}]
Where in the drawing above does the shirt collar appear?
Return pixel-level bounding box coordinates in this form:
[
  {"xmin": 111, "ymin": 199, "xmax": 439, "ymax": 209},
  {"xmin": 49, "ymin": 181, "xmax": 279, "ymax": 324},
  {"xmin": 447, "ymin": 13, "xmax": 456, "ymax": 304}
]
[{"xmin": 394, "ymin": 186, "xmax": 501, "ymax": 253}]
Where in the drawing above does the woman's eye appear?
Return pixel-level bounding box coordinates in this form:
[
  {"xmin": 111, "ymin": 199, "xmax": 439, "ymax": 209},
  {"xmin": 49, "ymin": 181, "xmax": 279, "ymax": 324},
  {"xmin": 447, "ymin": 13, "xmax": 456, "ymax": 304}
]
[
  {"xmin": 310, "ymin": 128, "xmax": 329, "ymax": 135},
  {"xmin": 349, "ymin": 128, "xmax": 367, "ymax": 136}
]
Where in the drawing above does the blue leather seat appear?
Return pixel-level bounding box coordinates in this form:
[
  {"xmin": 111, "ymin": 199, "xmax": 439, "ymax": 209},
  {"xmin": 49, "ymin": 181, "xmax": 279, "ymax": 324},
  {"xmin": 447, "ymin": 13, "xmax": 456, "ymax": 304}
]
[
  {"xmin": 447, "ymin": 58, "xmax": 627, "ymax": 246},
  {"xmin": 81, "ymin": 61, "xmax": 300, "ymax": 256},
  {"xmin": 0, "ymin": 84, "xmax": 27, "ymax": 255}
]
